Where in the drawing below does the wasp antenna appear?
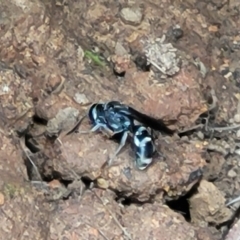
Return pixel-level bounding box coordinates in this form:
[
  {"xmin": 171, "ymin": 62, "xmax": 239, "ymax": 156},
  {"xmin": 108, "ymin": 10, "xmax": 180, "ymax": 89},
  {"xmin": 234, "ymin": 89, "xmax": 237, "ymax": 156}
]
[{"xmin": 66, "ymin": 114, "xmax": 87, "ymax": 135}]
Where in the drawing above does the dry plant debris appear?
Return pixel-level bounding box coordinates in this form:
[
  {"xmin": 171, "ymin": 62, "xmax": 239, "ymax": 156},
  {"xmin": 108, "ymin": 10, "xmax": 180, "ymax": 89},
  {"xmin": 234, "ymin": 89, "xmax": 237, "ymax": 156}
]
[
  {"xmin": 142, "ymin": 35, "xmax": 181, "ymax": 76},
  {"xmin": 0, "ymin": 0, "xmax": 240, "ymax": 239}
]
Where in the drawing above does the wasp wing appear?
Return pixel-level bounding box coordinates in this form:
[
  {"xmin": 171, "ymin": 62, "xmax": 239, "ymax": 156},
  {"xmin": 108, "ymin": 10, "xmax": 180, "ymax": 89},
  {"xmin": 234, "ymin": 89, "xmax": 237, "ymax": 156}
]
[
  {"xmin": 103, "ymin": 101, "xmax": 174, "ymax": 135},
  {"xmin": 125, "ymin": 106, "xmax": 174, "ymax": 135}
]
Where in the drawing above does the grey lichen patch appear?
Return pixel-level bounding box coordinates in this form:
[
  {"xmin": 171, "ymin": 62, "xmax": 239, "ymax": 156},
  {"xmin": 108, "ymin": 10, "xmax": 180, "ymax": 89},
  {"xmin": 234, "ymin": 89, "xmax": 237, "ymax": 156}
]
[
  {"xmin": 142, "ymin": 35, "xmax": 181, "ymax": 76},
  {"xmin": 46, "ymin": 107, "xmax": 79, "ymax": 136}
]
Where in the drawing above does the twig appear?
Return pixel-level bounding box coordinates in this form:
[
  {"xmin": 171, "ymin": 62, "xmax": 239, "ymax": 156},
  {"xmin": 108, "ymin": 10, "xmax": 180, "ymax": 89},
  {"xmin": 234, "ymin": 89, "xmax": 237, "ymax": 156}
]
[
  {"xmin": 60, "ymin": 114, "xmax": 88, "ymax": 138},
  {"xmin": 19, "ymin": 137, "xmax": 43, "ymax": 182},
  {"xmin": 51, "ymin": 76, "xmax": 65, "ymax": 94},
  {"xmin": 226, "ymin": 195, "xmax": 240, "ymax": 206},
  {"xmin": 97, "ymin": 229, "xmax": 110, "ymax": 240},
  {"xmin": 90, "ymin": 184, "xmax": 132, "ymax": 240},
  {"xmin": 84, "ymin": 222, "xmax": 110, "ymax": 240},
  {"xmin": 178, "ymin": 124, "xmax": 204, "ymax": 133},
  {"xmin": 178, "ymin": 123, "xmax": 240, "ymax": 134},
  {"xmin": 208, "ymin": 89, "xmax": 218, "ymax": 112},
  {"xmin": 148, "ymin": 60, "xmax": 165, "ymax": 74},
  {"xmin": 209, "ymin": 124, "xmax": 240, "ymax": 132},
  {"xmin": 31, "ymin": 180, "xmax": 48, "ymax": 187},
  {"xmin": 55, "ymin": 138, "xmax": 80, "ymax": 180}
]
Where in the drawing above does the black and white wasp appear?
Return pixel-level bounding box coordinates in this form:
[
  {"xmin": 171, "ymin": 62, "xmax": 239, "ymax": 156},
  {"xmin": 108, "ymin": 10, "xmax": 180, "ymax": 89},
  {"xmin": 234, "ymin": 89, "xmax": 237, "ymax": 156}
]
[
  {"xmin": 78, "ymin": 101, "xmax": 173, "ymax": 170},
  {"xmin": 132, "ymin": 125, "xmax": 157, "ymax": 170}
]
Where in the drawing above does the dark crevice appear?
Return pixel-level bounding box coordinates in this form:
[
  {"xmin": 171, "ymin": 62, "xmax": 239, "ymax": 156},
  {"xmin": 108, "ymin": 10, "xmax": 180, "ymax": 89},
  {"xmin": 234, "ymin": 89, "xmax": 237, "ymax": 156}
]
[
  {"xmin": 32, "ymin": 115, "xmax": 48, "ymax": 125},
  {"xmin": 113, "ymin": 184, "xmax": 200, "ymax": 223},
  {"xmin": 113, "ymin": 68, "xmax": 126, "ymax": 78},
  {"xmin": 25, "ymin": 163, "xmax": 75, "ymax": 187},
  {"xmin": 59, "ymin": 179, "xmax": 73, "ymax": 187},
  {"xmin": 15, "ymin": 126, "xmax": 31, "ymax": 137},
  {"xmin": 113, "ymin": 189, "xmax": 153, "ymax": 206},
  {"xmin": 25, "ymin": 134, "xmax": 41, "ymax": 153},
  {"xmin": 217, "ymin": 206, "xmax": 240, "ymax": 238},
  {"xmin": 41, "ymin": 175, "xmax": 54, "ymax": 183},
  {"xmin": 114, "ymin": 194, "xmax": 152, "ymax": 206},
  {"xmin": 51, "ymin": 171, "xmax": 64, "ymax": 181},
  {"xmin": 23, "ymin": 157, "xmax": 41, "ymax": 181},
  {"xmin": 45, "ymin": 134, "xmax": 59, "ymax": 142},
  {"xmin": 178, "ymin": 129, "xmax": 198, "ymax": 138},
  {"xmin": 166, "ymin": 196, "xmax": 191, "ymax": 221},
  {"xmin": 165, "ymin": 184, "xmax": 199, "ymax": 222},
  {"xmin": 206, "ymin": 176, "xmax": 218, "ymax": 182},
  {"xmin": 134, "ymin": 54, "xmax": 151, "ymax": 72},
  {"xmin": 81, "ymin": 176, "xmax": 94, "ymax": 189}
]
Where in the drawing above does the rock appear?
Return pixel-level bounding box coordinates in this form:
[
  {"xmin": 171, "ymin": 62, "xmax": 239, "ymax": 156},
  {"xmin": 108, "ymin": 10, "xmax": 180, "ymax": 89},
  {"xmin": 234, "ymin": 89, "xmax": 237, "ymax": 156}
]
[
  {"xmin": 189, "ymin": 180, "xmax": 232, "ymax": 225},
  {"xmin": 48, "ymin": 132, "xmax": 206, "ymax": 202},
  {"xmin": 233, "ymin": 68, "xmax": 240, "ymax": 88},
  {"xmin": 167, "ymin": 25, "xmax": 184, "ymax": 41},
  {"xmin": 197, "ymin": 131, "xmax": 204, "ymax": 140},
  {"xmin": 115, "ymin": 41, "xmax": 128, "ymax": 56},
  {"xmin": 49, "ymin": 189, "xmax": 214, "ymax": 240},
  {"xmin": 111, "ymin": 54, "xmax": 131, "ymax": 74},
  {"xmin": 225, "ymin": 218, "xmax": 240, "ymax": 240},
  {"xmin": 228, "ymin": 169, "xmax": 237, "ymax": 178},
  {"xmin": 234, "ymin": 114, "xmax": 240, "ymax": 123},
  {"xmin": 120, "ymin": 7, "xmax": 143, "ymax": 26},
  {"xmin": 0, "ymin": 133, "xmax": 49, "ymax": 239},
  {"xmin": 73, "ymin": 93, "xmax": 90, "ymax": 105},
  {"xmin": 46, "ymin": 107, "xmax": 79, "ymax": 136},
  {"xmin": 236, "ymin": 129, "xmax": 240, "ymax": 138}
]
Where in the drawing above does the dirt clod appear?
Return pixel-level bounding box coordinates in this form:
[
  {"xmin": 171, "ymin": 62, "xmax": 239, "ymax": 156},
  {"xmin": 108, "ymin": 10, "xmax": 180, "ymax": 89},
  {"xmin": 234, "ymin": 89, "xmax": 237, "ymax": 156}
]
[
  {"xmin": 189, "ymin": 180, "xmax": 232, "ymax": 225},
  {"xmin": 0, "ymin": 192, "xmax": 4, "ymax": 205},
  {"xmin": 0, "ymin": 0, "xmax": 240, "ymax": 238}
]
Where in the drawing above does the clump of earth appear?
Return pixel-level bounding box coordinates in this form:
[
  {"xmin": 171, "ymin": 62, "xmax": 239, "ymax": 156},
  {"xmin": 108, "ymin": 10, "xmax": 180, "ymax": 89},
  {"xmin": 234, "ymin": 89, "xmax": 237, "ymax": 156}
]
[{"xmin": 0, "ymin": 0, "xmax": 240, "ymax": 239}]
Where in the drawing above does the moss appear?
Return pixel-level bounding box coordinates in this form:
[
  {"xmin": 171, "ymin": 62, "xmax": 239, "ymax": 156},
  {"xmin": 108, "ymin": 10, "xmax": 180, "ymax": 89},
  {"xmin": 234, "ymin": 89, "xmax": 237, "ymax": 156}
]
[
  {"xmin": 3, "ymin": 183, "xmax": 18, "ymax": 198},
  {"xmin": 84, "ymin": 50, "xmax": 106, "ymax": 67}
]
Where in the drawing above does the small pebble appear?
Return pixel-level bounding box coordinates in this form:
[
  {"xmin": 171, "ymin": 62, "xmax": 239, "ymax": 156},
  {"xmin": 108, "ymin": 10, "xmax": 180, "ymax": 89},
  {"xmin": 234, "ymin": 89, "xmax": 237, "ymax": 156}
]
[
  {"xmin": 237, "ymin": 129, "xmax": 240, "ymax": 138},
  {"xmin": 172, "ymin": 27, "xmax": 183, "ymax": 40},
  {"xmin": 74, "ymin": 93, "xmax": 89, "ymax": 105},
  {"xmin": 234, "ymin": 114, "xmax": 240, "ymax": 123},
  {"xmin": 167, "ymin": 25, "xmax": 184, "ymax": 41},
  {"xmin": 97, "ymin": 178, "xmax": 109, "ymax": 189},
  {"xmin": 228, "ymin": 169, "xmax": 237, "ymax": 178},
  {"xmin": 120, "ymin": 7, "xmax": 143, "ymax": 26},
  {"xmin": 134, "ymin": 53, "xmax": 150, "ymax": 71},
  {"xmin": 197, "ymin": 131, "xmax": 204, "ymax": 140},
  {"xmin": 233, "ymin": 68, "xmax": 240, "ymax": 81},
  {"xmin": 181, "ymin": 136, "xmax": 189, "ymax": 141},
  {"xmin": 229, "ymin": 118, "xmax": 234, "ymax": 124}
]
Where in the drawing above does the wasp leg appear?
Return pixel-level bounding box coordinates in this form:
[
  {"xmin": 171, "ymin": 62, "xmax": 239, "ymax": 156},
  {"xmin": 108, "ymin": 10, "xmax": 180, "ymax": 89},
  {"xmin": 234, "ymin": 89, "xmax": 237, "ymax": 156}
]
[
  {"xmin": 78, "ymin": 123, "xmax": 107, "ymax": 134},
  {"xmin": 107, "ymin": 131, "xmax": 129, "ymax": 166},
  {"xmin": 78, "ymin": 124, "xmax": 102, "ymax": 134},
  {"xmin": 78, "ymin": 124, "xmax": 115, "ymax": 139}
]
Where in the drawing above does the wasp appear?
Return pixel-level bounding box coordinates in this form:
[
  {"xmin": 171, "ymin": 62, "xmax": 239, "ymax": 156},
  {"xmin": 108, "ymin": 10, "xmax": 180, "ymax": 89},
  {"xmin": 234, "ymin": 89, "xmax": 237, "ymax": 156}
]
[
  {"xmin": 77, "ymin": 101, "xmax": 173, "ymax": 169},
  {"xmin": 132, "ymin": 125, "xmax": 156, "ymax": 170},
  {"xmin": 103, "ymin": 101, "xmax": 174, "ymax": 135}
]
